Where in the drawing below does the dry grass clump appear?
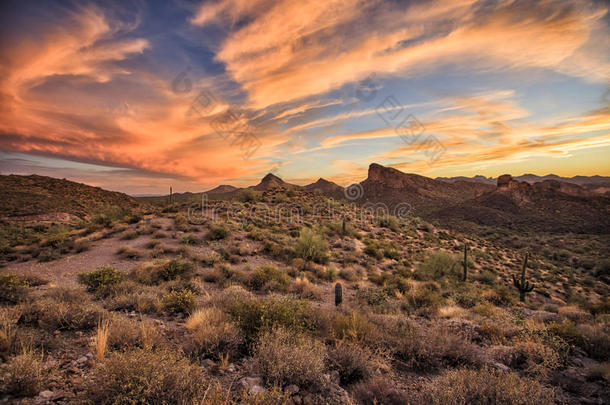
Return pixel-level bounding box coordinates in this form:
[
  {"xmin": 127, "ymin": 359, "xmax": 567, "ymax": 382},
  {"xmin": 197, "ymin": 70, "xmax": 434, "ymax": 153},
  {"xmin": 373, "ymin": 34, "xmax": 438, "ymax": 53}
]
[
  {"xmin": 290, "ymin": 277, "xmax": 323, "ymax": 300},
  {"xmin": 0, "ymin": 349, "xmax": 46, "ymax": 397},
  {"xmin": 102, "ymin": 281, "xmax": 163, "ymax": 314},
  {"xmin": 547, "ymin": 320, "xmax": 610, "ymax": 361},
  {"xmin": 251, "ymin": 327, "xmax": 326, "ymax": 388},
  {"xmin": 104, "ymin": 314, "xmax": 164, "ymax": 352},
  {"xmin": 418, "ymin": 368, "xmax": 555, "ymax": 404},
  {"xmin": 83, "ymin": 349, "xmax": 206, "ymax": 404},
  {"xmin": 185, "ymin": 307, "xmax": 243, "ymax": 359},
  {"xmin": 207, "ymin": 222, "xmax": 230, "ymax": 240},
  {"xmin": 19, "ymin": 288, "xmax": 105, "ymax": 331},
  {"xmin": 116, "ymin": 246, "xmax": 143, "ymax": 259}
]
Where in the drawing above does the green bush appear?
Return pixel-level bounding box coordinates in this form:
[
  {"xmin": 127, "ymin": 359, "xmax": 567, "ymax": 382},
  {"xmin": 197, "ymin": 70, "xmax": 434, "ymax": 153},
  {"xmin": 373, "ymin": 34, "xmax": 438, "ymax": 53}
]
[
  {"xmin": 83, "ymin": 349, "xmax": 206, "ymax": 404},
  {"xmin": 226, "ymin": 295, "xmax": 312, "ymax": 344},
  {"xmin": 294, "ymin": 227, "xmax": 329, "ymax": 264},
  {"xmin": 415, "ymin": 251, "xmax": 459, "ymax": 280},
  {"xmin": 162, "ymin": 290, "xmax": 197, "ymax": 314},
  {"xmin": 78, "ymin": 266, "xmax": 124, "ymax": 293},
  {"xmin": 378, "ymin": 215, "xmax": 400, "ymax": 232},
  {"xmin": 0, "ymin": 274, "xmax": 29, "ymax": 304}
]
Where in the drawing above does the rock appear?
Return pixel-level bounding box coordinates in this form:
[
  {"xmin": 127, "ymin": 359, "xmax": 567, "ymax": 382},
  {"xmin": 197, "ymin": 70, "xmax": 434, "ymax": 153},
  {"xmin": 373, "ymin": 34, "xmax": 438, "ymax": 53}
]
[
  {"xmin": 285, "ymin": 384, "xmax": 300, "ymax": 395},
  {"xmin": 38, "ymin": 390, "xmax": 55, "ymax": 399},
  {"xmin": 492, "ymin": 362, "xmax": 510, "ymax": 372},
  {"xmin": 250, "ymin": 385, "xmax": 265, "ymax": 395},
  {"xmin": 202, "ymin": 359, "xmax": 215, "ymax": 369},
  {"xmin": 292, "ymin": 395, "xmax": 302, "ymax": 405},
  {"xmin": 75, "ymin": 356, "xmax": 88, "ymax": 364},
  {"xmin": 237, "ymin": 376, "xmax": 263, "ymax": 392},
  {"xmin": 497, "ymin": 174, "xmax": 513, "ymax": 188}
]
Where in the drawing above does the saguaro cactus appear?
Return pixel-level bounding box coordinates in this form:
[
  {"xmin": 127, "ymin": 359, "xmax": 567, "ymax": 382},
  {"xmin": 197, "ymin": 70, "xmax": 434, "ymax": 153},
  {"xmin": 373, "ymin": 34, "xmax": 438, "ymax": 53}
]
[
  {"xmin": 342, "ymin": 215, "xmax": 347, "ymax": 236},
  {"xmin": 335, "ymin": 282, "xmax": 343, "ymax": 306},
  {"xmin": 462, "ymin": 244, "xmax": 469, "ymax": 282},
  {"xmin": 169, "ymin": 186, "xmax": 173, "ymax": 205},
  {"xmin": 513, "ymin": 252, "xmax": 535, "ymax": 302}
]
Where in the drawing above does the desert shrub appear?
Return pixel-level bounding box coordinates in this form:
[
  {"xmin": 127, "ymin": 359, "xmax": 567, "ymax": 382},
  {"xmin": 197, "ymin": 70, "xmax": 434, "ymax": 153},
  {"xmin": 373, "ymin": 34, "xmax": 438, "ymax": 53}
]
[
  {"xmin": 415, "ymin": 251, "xmax": 459, "ymax": 280},
  {"xmin": 418, "ymin": 368, "xmax": 555, "ymax": 404},
  {"xmin": 180, "ymin": 233, "xmax": 200, "ymax": 245},
  {"xmin": 0, "ymin": 350, "xmax": 45, "ymax": 397},
  {"xmin": 393, "ymin": 325, "xmax": 482, "ymax": 371},
  {"xmin": 403, "ymin": 283, "xmax": 444, "ymax": 316},
  {"xmin": 78, "ymin": 266, "xmax": 124, "ymax": 293},
  {"xmin": 201, "ymin": 250, "xmax": 223, "ymax": 267},
  {"xmin": 131, "ymin": 258, "xmax": 194, "ymax": 285},
  {"xmin": 328, "ymin": 342, "xmax": 376, "ymax": 385},
  {"xmin": 162, "ymin": 290, "xmax": 196, "ymax": 314},
  {"xmin": 19, "ymin": 288, "xmax": 105, "ymax": 331},
  {"xmin": 207, "ymin": 222, "xmax": 230, "ymax": 240},
  {"xmin": 251, "ymin": 327, "xmax": 326, "ymax": 388},
  {"xmin": 250, "ymin": 265, "xmax": 290, "ymax": 291},
  {"xmin": 495, "ymin": 341, "xmax": 560, "ymax": 377},
  {"xmin": 236, "ymin": 189, "xmax": 262, "ymax": 203},
  {"xmin": 0, "ymin": 274, "xmax": 29, "ymax": 304},
  {"xmin": 226, "ymin": 295, "xmax": 312, "ymax": 344},
  {"xmin": 116, "ymin": 246, "xmax": 143, "ymax": 259},
  {"xmin": 352, "ymin": 377, "xmax": 411, "ymax": 405},
  {"xmin": 294, "ymin": 227, "xmax": 329, "ymax": 264},
  {"xmin": 120, "ymin": 230, "xmax": 139, "ymax": 240},
  {"xmin": 83, "ymin": 349, "xmax": 206, "ymax": 404},
  {"xmin": 357, "ymin": 287, "xmax": 390, "ymax": 307},
  {"xmin": 185, "ymin": 307, "xmax": 243, "ymax": 359},
  {"xmin": 378, "ymin": 215, "xmax": 400, "ymax": 232},
  {"xmin": 290, "ymin": 277, "xmax": 323, "ymax": 300}
]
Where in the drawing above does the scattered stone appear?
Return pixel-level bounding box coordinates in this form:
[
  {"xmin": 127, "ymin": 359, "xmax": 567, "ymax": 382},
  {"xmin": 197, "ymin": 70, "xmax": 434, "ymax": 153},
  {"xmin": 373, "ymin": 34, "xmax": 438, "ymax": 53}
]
[
  {"xmin": 285, "ymin": 384, "xmax": 299, "ymax": 395},
  {"xmin": 250, "ymin": 385, "xmax": 265, "ymax": 395}
]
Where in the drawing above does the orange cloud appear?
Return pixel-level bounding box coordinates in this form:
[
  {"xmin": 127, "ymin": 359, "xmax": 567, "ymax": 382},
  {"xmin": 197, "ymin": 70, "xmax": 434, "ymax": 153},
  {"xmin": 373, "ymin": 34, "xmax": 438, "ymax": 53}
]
[{"xmin": 197, "ymin": 0, "xmax": 608, "ymax": 108}]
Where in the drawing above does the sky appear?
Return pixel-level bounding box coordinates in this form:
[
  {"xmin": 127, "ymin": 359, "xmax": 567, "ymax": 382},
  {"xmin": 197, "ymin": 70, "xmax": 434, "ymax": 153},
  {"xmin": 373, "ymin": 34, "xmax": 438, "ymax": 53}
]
[{"xmin": 0, "ymin": 0, "xmax": 609, "ymax": 195}]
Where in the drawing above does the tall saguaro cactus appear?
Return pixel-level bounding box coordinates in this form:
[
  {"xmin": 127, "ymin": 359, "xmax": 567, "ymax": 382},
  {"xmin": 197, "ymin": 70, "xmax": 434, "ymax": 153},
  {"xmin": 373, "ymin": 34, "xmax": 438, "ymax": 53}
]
[
  {"xmin": 335, "ymin": 282, "xmax": 343, "ymax": 307},
  {"xmin": 513, "ymin": 252, "xmax": 535, "ymax": 302},
  {"xmin": 342, "ymin": 214, "xmax": 347, "ymax": 236}
]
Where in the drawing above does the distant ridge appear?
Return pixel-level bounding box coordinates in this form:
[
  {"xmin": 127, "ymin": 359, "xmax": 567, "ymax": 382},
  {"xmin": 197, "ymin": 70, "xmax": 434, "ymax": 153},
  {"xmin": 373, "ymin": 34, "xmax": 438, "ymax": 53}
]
[
  {"xmin": 437, "ymin": 174, "xmax": 610, "ymax": 189},
  {"xmin": 204, "ymin": 184, "xmax": 240, "ymax": 195},
  {"xmin": 0, "ymin": 174, "xmax": 139, "ymax": 221}
]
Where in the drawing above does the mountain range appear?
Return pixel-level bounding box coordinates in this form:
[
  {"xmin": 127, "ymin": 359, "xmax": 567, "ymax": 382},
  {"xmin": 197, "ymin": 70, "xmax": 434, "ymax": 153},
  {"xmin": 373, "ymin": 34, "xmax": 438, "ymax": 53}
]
[{"xmin": 3, "ymin": 164, "xmax": 609, "ymax": 233}]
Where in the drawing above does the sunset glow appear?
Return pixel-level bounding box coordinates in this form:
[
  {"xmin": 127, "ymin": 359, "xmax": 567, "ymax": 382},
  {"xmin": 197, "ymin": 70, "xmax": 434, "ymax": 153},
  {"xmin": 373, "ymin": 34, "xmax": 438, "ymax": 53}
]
[{"xmin": 1, "ymin": 0, "xmax": 609, "ymax": 194}]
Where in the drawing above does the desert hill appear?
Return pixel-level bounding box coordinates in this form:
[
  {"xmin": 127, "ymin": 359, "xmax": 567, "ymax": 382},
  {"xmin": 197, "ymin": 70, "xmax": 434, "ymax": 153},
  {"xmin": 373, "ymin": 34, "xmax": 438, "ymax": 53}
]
[{"xmin": 0, "ymin": 174, "xmax": 140, "ymax": 221}]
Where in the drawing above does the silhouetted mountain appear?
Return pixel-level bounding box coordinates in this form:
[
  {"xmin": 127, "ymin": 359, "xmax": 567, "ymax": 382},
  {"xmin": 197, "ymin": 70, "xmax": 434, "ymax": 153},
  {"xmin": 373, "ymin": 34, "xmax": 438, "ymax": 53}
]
[
  {"xmin": 304, "ymin": 178, "xmax": 344, "ymax": 199},
  {"xmin": 252, "ymin": 173, "xmax": 297, "ymax": 191},
  {"xmin": 360, "ymin": 163, "xmax": 493, "ymax": 213}
]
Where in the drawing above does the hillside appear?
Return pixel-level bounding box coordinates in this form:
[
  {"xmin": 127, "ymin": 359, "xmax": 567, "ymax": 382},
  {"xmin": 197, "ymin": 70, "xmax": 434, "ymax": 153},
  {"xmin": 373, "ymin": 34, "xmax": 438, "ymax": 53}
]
[{"xmin": 0, "ymin": 174, "xmax": 140, "ymax": 221}]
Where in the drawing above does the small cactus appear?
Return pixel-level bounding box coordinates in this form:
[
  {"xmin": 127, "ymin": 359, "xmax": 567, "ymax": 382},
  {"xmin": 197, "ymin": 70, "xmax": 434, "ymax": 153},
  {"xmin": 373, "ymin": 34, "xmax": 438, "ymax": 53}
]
[
  {"xmin": 462, "ymin": 244, "xmax": 469, "ymax": 282},
  {"xmin": 513, "ymin": 252, "xmax": 535, "ymax": 302},
  {"xmin": 342, "ymin": 215, "xmax": 346, "ymax": 236},
  {"xmin": 335, "ymin": 282, "xmax": 343, "ymax": 306}
]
